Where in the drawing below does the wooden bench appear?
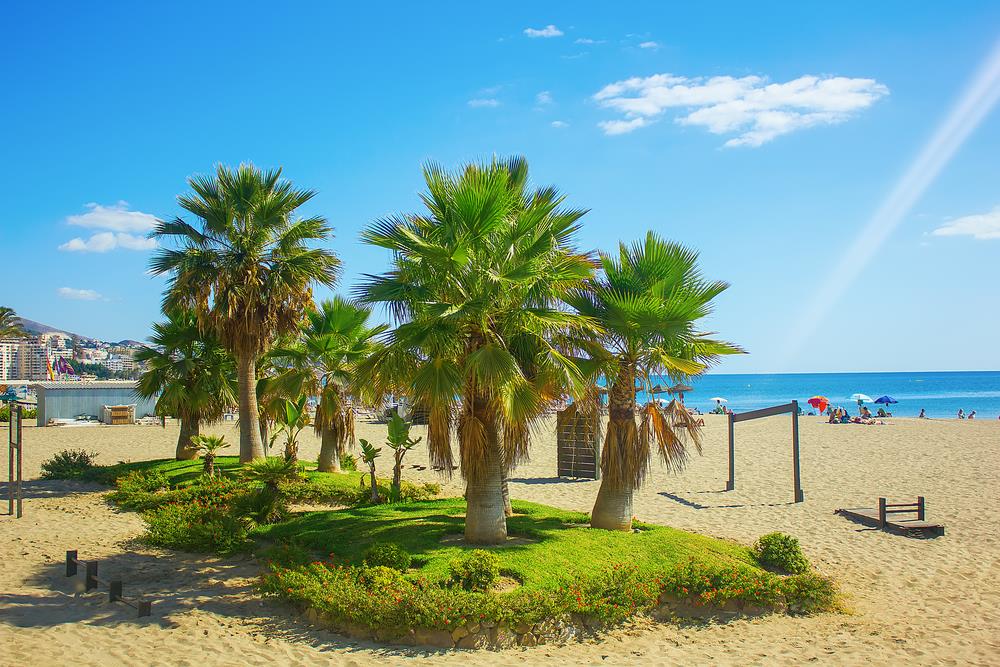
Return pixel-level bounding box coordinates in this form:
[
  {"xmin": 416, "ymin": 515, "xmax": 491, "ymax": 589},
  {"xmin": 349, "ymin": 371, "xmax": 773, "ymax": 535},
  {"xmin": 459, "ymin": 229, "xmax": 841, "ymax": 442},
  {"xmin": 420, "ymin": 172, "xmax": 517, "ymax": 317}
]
[{"xmin": 836, "ymin": 497, "xmax": 945, "ymax": 537}]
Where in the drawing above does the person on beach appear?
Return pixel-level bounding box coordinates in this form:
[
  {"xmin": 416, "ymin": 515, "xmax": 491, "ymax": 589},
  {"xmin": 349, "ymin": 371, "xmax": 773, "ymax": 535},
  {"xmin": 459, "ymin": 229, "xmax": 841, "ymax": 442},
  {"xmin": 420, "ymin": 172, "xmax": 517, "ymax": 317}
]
[
  {"xmin": 968, "ymin": 410, "xmax": 976, "ymax": 420},
  {"xmin": 918, "ymin": 408, "xmax": 926, "ymax": 418},
  {"xmin": 958, "ymin": 409, "xmax": 965, "ymax": 419}
]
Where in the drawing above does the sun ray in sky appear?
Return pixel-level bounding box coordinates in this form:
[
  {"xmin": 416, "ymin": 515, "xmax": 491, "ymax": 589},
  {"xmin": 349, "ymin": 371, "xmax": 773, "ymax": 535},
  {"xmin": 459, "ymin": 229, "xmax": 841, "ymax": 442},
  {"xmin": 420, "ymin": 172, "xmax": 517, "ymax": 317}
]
[{"xmin": 782, "ymin": 37, "xmax": 1000, "ymax": 366}]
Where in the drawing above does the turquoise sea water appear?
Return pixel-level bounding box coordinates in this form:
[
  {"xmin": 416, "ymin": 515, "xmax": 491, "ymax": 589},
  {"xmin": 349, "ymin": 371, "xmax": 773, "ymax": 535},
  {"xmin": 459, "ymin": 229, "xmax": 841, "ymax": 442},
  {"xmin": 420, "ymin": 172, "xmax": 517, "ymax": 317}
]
[{"xmin": 639, "ymin": 371, "xmax": 1000, "ymax": 419}]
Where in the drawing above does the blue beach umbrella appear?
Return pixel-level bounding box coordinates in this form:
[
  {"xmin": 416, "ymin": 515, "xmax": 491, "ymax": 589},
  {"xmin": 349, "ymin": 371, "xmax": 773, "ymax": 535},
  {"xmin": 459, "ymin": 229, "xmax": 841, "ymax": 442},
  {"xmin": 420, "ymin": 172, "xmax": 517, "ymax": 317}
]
[{"xmin": 874, "ymin": 395, "xmax": 898, "ymax": 405}]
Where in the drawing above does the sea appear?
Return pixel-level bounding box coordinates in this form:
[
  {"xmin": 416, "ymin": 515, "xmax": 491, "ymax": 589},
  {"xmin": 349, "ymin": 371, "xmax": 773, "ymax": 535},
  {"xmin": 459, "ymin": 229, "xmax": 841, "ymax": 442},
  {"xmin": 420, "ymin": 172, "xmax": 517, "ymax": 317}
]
[{"xmin": 638, "ymin": 371, "xmax": 1000, "ymax": 419}]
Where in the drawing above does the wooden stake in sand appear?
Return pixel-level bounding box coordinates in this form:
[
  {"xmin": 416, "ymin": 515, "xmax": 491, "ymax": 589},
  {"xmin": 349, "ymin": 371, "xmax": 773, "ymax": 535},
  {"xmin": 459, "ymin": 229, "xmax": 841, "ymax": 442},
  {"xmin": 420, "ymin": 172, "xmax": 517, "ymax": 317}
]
[{"xmin": 4, "ymin": 398, "xmax": 23, "ymax": 518}]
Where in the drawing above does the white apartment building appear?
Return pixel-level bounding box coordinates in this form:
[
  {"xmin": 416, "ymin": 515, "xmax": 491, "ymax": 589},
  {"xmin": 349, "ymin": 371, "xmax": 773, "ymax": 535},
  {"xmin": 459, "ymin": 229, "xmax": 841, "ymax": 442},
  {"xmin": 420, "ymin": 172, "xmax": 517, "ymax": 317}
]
[{"xmin": 0, "ymin": 339, "xmax": 47, "ymax": 381}]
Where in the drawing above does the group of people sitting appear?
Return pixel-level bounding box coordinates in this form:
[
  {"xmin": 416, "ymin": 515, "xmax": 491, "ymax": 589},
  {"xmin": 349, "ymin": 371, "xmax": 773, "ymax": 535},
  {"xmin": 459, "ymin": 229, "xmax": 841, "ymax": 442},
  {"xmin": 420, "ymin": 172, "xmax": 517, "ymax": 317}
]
[{"xmin": 827, "ymin": 406, "xmax": 883, "ymax": 425}]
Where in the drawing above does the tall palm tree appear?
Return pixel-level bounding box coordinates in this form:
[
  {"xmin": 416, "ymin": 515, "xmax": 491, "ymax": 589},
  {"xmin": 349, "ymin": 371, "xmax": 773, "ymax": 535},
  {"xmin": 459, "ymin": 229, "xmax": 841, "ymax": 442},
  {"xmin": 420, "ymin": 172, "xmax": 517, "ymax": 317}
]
[
  {"xmin": 135, "ymin": 309, "xmax": 237, "ymax": 460},
  {"xmin": 149, "ymin": 163, "xmax": 341, "ymax": 462},
  {"xmin": 356, "ymin": 157, "xmax": 597, "ymax": 544},
  {"xmin": 566, "ymin": 231, "xmax": 743, "ymax": 531},
  {"xmin": 0, "ymin": 307, "xmax": 28, "ymax": 339},
  {"xmin": 272, "ymin": 297, "xmax": 385, "ymax": 472}
]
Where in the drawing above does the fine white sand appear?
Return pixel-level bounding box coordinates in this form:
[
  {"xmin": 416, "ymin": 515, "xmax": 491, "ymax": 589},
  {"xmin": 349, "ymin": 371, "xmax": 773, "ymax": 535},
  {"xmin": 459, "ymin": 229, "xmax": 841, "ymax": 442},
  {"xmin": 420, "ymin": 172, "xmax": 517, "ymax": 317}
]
[{"xmin": 2, "ymin": 415, "xmax": 998, "ymax": 666}]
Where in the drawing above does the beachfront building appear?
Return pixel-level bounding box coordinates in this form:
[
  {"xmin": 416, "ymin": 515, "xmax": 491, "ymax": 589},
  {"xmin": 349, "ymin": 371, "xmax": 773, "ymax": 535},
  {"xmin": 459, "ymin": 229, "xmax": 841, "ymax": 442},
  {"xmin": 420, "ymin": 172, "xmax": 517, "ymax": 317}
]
[
  {"xmin": 32, "ymin": 380, "xmax": 158, "ymax": 426},
  {"xmin": 0, "ymin": 338, "xmax": 48, "ymax": 381}
]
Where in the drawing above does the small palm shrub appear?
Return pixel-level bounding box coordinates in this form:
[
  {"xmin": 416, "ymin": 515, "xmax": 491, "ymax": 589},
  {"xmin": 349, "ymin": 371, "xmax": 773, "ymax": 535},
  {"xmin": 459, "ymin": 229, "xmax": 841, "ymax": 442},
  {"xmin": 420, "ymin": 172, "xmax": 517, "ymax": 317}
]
[
  {"xmin": 40, "ymin": 449, "xmax": 99, "ymax": 480},
  {"xmin": 191, "ymin": 434, "xmax": 229, "ymax": 476},
  {"xmin": 240, "ymin": 457, "xmax": 303, "ymax": 525},
  {"xmin": 753, "ymin": 532, "xmax": 810, "ymax": 574},
  {"xmin": 358, "ymin": 439, "xmax": 381, "ymax": 503},
  {"xmin": 339, "ymin": 453, "xmax": 357, "ymax": 471},
  {"xmin": 449, "ymin": 550, "xmax": 501, "ymax": 591},
  {"xmin": 363, "ymin": 543, "xmax": 412, "ymax": 571}
]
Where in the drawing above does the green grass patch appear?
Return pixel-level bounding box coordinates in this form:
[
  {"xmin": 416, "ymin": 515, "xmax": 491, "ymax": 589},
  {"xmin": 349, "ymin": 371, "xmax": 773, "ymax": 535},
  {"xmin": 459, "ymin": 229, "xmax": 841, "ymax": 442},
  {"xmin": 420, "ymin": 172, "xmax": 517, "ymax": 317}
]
[{"xmin": 258, "ymin": 498, "xmax": 757, "ymax": 588}]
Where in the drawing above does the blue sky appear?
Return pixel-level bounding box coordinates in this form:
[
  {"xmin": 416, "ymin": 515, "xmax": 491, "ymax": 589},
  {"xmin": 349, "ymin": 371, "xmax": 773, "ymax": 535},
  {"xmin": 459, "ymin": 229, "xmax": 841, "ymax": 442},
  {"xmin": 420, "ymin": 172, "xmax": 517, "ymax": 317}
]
[{"xmin": 2, "ymin": 2, "xmax": 998, "ymax": 373}]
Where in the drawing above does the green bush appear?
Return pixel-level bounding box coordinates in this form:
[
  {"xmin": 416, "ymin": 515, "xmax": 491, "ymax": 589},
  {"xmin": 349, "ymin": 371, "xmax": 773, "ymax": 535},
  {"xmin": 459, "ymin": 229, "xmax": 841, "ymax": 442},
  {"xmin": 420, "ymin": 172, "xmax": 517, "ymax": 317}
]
[
  {"xmin": 339, "ymin": 453, "xmax": 357, "ymax": 471},
  {"xmin": 363, "ymin": 543, "xmax": 412, "ymax": 571},
  {"xmin": 449, "ymin": 550, "xmax": 501, "ymax": 592},
  {"xmin": 0, "ymin": 405, "xmax": 36, "ymax": 422},
  {"xmin": 40, "ymin": 449, "xmax": 99, "ymax": 480},
  {"xmin": 107, "ymin": 470, "xmax": 170, "ymax": 510},
  {"xmin": 780, "ymin": 571, "xmax": 838, "ymax": 613},
  {"xmin": 141, "ymin": 499, "xmax": 249, "ymax": 554},
  {"xmin": 235, "ymin": 486, "xmax": 290, "ymax": 526},
  {"xmin": 753, "ymin": 532, "xmax": 810, "ymax": 574}
]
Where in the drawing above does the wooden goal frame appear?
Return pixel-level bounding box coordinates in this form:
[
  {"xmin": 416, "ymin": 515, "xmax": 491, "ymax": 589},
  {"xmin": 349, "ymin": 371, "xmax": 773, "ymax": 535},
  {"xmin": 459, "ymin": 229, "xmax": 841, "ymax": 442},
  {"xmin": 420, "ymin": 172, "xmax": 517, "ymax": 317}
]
[{"xmin": 725, "ymin": 399, "xmax": 804, "ymax": 503}]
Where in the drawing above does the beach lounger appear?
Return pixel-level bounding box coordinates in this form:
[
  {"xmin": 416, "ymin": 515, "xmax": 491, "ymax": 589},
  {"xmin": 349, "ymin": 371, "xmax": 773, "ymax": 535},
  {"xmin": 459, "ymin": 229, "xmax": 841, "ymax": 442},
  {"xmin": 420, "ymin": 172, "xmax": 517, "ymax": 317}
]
[{"xmin": 835, "ymin": 497, "xmax": 944, "ymax": 537}]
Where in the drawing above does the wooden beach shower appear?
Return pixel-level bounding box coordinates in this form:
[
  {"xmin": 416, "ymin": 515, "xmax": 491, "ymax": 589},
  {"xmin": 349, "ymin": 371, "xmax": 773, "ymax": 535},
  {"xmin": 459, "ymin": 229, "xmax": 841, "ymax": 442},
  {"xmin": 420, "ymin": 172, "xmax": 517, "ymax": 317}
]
[{"xmin": 556, "ymin": 405, "xmax": 601, "ymax": 479}]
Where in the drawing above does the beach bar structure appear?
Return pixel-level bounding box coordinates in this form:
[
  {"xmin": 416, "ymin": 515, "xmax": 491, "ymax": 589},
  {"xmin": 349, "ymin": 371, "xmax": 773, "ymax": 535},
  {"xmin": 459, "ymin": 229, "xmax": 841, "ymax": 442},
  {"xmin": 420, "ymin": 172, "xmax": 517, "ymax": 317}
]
[{"xmin": 32, "ymin": 381, "xmax": 157, "ymax": 426}]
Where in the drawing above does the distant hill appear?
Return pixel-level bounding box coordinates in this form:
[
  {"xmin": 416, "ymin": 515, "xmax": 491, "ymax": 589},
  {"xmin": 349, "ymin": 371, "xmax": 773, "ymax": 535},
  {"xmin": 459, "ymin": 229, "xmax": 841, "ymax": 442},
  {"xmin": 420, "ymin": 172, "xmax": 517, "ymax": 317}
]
[{"xmin": 16, "ymin": 318, "xmax": 97, "ymax": 343}]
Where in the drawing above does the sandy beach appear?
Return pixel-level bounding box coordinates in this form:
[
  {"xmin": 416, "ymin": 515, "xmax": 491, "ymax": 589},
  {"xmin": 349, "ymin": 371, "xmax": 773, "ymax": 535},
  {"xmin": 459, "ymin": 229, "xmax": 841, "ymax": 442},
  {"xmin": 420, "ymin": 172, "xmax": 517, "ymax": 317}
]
[{"xmin": 2, "ymin": 415, "xmax": 998, "ymax": 666}]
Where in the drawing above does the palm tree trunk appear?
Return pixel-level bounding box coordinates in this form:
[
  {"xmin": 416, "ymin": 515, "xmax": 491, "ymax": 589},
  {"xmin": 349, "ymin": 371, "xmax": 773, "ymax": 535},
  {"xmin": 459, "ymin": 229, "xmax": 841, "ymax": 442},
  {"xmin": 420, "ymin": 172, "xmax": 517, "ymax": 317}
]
[
  {"xmin": 590, "ymin": 361, "xmax": 638, "ymax": 531},
  {"xmin": 464, "ymin": 424, "xmax": 508, "ymax": 544},
  {"xmin": 237, "ymin": 353, "xmax": 265, "ymax": 462},
  {"xmin": 590, "ymin": 479, "xmax": 634, "ymax": 530},
  {"xmin": 501, "ymin": 464, "xmax": 513, "ymax": 517},
  {"xmin": 176, "ymin": 415, "xmax": 200, "ymax": 460},
  {"xmin": 317, "ymin": 427, "xmax": 342, "ymax": 472}
]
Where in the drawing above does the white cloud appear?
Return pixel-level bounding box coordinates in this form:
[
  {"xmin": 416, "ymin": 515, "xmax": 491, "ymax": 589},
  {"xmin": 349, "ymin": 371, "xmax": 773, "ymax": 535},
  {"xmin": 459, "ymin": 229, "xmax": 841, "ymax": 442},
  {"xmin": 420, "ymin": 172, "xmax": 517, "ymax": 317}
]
[
  {"xmin": 57, "ymin": 287, "xmax": 103, "ymax": 301},
  {"xmin": 67, "ymin": 201, "xmax": 157, "ymax": 233},
  {"xmin": 593, "ymin": 73, "xmax": 889, "ymax": 146},
  {"xmin": 536, "ymin": 91, "xmax": 553, "ymax": 105},
  {"xmin": 524, "ymin": 25, "xmax": 563, "ymax": 38},
  {"xmin": 638, "ymin": 41, "xmax": 660, "ymax": 50},
  {"xmin": 551, "ymin": 120, "xmax": 569, "ymax": 128},
  {"xmin": 931, "ymin": 206, "xmax": 1000, "ymax": 240},
  {"xmin": 59, "ymin": 231, "xmax": 157, "ymax": 252},
  {"xmin": 575, "ymin": 38, "xmax": 604, "ymax": 45},
  {"xmin": 59, "ymin": 201, "xmax": 159, "ymax": 252},
  {"xmin": 467, "ymin": 98, "xmax": 500, "ymax": 108}
]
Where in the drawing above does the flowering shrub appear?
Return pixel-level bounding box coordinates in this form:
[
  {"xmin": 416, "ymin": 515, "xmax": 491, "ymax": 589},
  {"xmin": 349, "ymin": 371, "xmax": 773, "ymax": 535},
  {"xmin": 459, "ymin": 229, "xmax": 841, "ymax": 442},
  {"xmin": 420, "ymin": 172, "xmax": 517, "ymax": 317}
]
[
  {"xmin": 142, "ymin": 496, "xmax": 250, "ymax": 554},
  {"xmin": 752, "ymin": 532, "xmax": 810, "ymax": 574}
]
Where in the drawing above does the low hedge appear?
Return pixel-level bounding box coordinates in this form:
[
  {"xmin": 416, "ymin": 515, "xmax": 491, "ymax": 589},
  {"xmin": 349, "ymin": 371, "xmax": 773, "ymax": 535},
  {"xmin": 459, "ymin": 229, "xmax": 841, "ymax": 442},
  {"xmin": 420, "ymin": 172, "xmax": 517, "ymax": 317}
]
[{"xmin": 260, "ymin": 555, "xmax": 838, "ymax": 639}]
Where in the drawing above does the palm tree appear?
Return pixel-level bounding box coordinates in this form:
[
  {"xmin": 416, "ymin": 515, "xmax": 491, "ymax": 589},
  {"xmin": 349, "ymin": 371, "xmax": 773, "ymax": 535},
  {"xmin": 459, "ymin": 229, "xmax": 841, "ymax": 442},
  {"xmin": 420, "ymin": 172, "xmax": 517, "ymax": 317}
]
[
  {"xmin": 149, "ymin": 163, "xmax": 341, "ymax": 462},
  {"xmin": 566, "ymin": 232, "xmax": 743, "ymax": 531},
  {"xmin": 356, "ymin": 157, "xmax": 597, "ymax": 544},
  {"xmin": 271, "ymin": 297, "xmax": 385, "ymax": 472},
  {"xmin": 0, "ymin": 307, "xmax": 27, "ymax": 339},
  {"xmin": 135, "ymin": 309, "xmax": 236, "ymax": 460}
]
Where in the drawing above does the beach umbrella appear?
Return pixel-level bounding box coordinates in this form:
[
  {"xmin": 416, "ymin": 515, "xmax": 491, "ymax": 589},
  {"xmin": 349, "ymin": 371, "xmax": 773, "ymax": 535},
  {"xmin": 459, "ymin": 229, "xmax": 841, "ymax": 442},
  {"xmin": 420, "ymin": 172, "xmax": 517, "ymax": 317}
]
[
  {"xmin": 710, "ymin": 397, "xmax": 727, "ymax": 403},
  {"xmin": 850, "ymin": 393, "xmax": 872, "ymax": 403},
  {"xmin": 649, "ymin": 383, "xmax": 667, "ymax": 395},
  {"xmin": 666, "ymin": 383, "xmax": 694, "ymax": 394},
  {"xmin": 874, "ymin": 395, "xmax": 898, "ymax": 405},
  {"xmin": 807, "ymin": 395, "xmax": 829, "ymax": 412}
]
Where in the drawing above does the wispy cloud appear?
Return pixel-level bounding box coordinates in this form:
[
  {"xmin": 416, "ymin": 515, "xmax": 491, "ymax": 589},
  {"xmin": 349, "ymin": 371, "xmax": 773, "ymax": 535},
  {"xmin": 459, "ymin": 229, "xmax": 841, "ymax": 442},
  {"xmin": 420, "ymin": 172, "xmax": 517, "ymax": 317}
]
[
  {"xmin": 593, "ymin": 73, "xmax": 889, "ymax": 146},
  {"xmin": 467, "ymin": 98, "xmax": 500, "ymax": 108},
  {"xmin": 574, "ymin": 37, "xmax": 604, "ymax": 45},
  {"xmin": 59, "ymin": 201, "xmax": 159, "ymax": 252},
  {"xmin": 932, "ymin": 206, "xmax": 1000, "ymax": 240},
  {"xmin": 57, "ymin": 287, "xmax": 103, "ymax": 301},
  {"xmin": 536, "ymin": 91, "xmax": 553, "ymax": 105},
  {"xmin": 638, "ymin": 41, "xmax": 660, "ymax": 50},
  {"xmin": 524, "ymin": 25, "xmax": 563, "ymax": 38},
  {"xmin": 551, "ymin": 120, "xmax": 569, "ymax": 128}
]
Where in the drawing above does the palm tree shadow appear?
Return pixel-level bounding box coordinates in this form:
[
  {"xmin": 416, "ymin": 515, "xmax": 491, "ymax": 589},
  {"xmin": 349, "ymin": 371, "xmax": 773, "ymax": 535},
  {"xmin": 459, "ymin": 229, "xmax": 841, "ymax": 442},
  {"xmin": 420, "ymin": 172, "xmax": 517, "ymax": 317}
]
[{"xmin": 658, "ymin": 491, "xmax": 795, "ymax": 510}]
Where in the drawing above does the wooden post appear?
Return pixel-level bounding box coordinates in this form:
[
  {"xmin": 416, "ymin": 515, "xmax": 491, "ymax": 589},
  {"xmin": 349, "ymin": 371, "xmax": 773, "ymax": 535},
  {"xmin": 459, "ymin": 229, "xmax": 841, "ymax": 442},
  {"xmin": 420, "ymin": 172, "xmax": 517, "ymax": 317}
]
[
  {"xmin": 66, "ymin": 550, "xmax": 78, "ymax": 577},
  {"xmin": 85, "ymin": 561, "xmax": 99, "ymax": 591},
  {"xmin": 878, "ymin": 497, "xmax": 887, "ymax": 528},
  {"xmin": 110, "ymin": 580, "xmax": 123, "ymax": 603},
  {"xmin": 917, "ymin": 496, "xmax": 925, "ymax": 521},
  {"xmin": 138, "ymin": 600, "xmax": 152, "ymax": 617},
  {"xmin": 14, "ymin": 404, "xmax": 21, "ymax": 518},
  {"xmin": 6, "ymin": 405, "xmax": 12, "ymax": 516},
  {"xmin": 791, "ymin": 400, "xmax": 803, "ymax": 503},
  {"xmin": 726, "ymin": 412, "xmax": 735, "ymax": 491}
]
